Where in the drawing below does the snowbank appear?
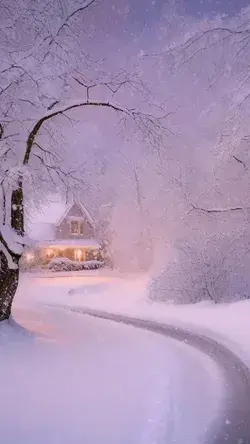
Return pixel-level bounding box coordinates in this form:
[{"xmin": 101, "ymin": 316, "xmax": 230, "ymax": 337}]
[{"xmin": 69, "ymin": 287, "xmax": 250, "ymax": 367}]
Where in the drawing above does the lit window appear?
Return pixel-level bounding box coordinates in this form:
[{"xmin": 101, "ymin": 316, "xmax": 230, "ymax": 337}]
[
  {"xmin": 75, "ymin": 249, "xmax": 82, "ymax": 261},
  {"xmin": 46, "ymin": 249, "xmax": 54, "ymax": 257},
  {"xmin": 71, "ymin": 221, "xmax": 79, "ymax": 234},
  {"xmin": 70, "ymin": 221, "xmax": 84, "ymax": 235}
]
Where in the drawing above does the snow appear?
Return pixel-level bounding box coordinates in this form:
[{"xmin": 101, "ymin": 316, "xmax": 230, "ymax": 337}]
[
  {"xmin": 29, "ymin": 198, "xmax": 93, "ymax": 229},
  {"xmin": 40, "ymin": 238, "xmax": 101, "ymax": 248},
  {"xmin": 15, "ymin": 271, "xmax": 250, "ymax": 368},
  {"xmin": 33, "ymin": 200, "xmax": 67, "ymax": 225},
  {"xmin": 28, "ymin": 222, "xmax": 55, "ymax": 241},
  {"xmin": 1, "ymin": 224, "xmax": 29, "ymax": 254},
  {"xmin": 27, "ymin": 200, "xmax": 66, "ymax": 241},
  {"xmin": 0, "ymin": 240, "xmax": 18, "ymax": 269},
  {"xmin": 1, "ymin": 270, "xmax": 249, "ymax": 443},
  {"xmin": 67, "ymin": 215, "xmax": 88, "ymax": 221},
  {"xmin": 27, "ymin": 199, "xmax": 96, "ymax": 242},
  {"xmin": 48, "ymin": 258, "xmax": 104, "ymax": 271},
  {"xmin": 1, "ymin": 303, "xmax": 223, "ymax": 444}
]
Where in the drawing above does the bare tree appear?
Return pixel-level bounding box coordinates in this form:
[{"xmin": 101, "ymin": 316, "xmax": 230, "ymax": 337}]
[
  {"xmin": 148, "ymin": 232, "xmax": 250, "ymax": 304},
  {"xmin": 0, "ymin": 0, "xmax": 170, "ymax": 320},
  {"xmin": 158, "ymin": 6, "xmax": 250, "ymax": 92}
]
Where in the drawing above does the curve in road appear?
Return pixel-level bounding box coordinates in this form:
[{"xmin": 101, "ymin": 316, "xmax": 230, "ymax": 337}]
[{"xmin": 64, "ymin": 306, "xmax": 250, "ymax": 444}]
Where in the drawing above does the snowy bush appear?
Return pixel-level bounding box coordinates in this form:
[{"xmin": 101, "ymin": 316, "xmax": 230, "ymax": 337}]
[
  {"xmin": 48, "ymin": 258, "xmax": 104, "ymax": 272},
  {"xmin": 148, "ymin": 233, "xmax": 250, "ymax": 304}
]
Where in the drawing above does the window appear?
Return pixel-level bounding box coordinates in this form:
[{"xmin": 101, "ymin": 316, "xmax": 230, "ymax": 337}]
[
  {"xmin": 80, "ymin": 222, "xmax": 84, "ymax": 234},
  {"xmin": 70, "ymin": 220, "xmax": 84, "ymax": 235},
  {"xmin": 70, "ymin": 221, "xmax": 79, "ymax": 234}
]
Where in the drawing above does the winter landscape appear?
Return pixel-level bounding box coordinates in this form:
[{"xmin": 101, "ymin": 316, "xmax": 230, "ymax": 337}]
[{"xmin": 1, "ymin": 0, "xmax": 250, "ymax": 443}]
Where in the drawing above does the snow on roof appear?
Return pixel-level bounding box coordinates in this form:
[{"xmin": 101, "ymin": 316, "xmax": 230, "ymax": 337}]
[
  {"xmin": 27, "ymin": 197, "xmax": 96, "ymax": 242},
  {"xmin": 28, "ymin": 222, "xmax": 55, "ymax": 242},
  {"xmin": 35, "ymin": 201, "xmax": 67, "ymax": 225},
  {"xmin": 40, "ymin": 239, "xmax": 101, "ymax": 249}
]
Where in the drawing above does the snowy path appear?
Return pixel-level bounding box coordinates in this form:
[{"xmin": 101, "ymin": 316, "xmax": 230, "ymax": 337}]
[
  {"xmin": 9, "ymin": 272, "xmax": 250, "ymax": 443},
  {"xmin": 65, "ymin": 307, "xmax": 250, "ymax": 444},
  {"xmin": 3, "ymin": 306, "xmax": 221, "ymax": 444}
]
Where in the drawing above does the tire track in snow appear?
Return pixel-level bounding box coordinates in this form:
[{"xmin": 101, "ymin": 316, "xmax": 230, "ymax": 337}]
[{"xmin": 60, "ymin": 305, "xmax": 250, "ymax": 444}]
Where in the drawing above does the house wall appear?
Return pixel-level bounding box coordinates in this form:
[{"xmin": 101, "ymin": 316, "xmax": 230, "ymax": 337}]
[{"xmin": 55, "ymin": 203, "xmax": 95, "ymax": 239}]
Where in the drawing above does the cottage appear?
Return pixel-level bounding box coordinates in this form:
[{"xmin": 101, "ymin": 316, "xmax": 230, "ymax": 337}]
[{"xmin": 25, "ymin": 200, "xmax": 103, "ymax": 268}]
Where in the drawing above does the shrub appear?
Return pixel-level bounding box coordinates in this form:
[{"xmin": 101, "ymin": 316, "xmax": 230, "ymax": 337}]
[
  {"xmin": 148, "ymin": 233, "xmax": 250, "ymax": 304},
  {"xmin": 48, "ymin": 258, "xmax": 104, "ymax": 272}
]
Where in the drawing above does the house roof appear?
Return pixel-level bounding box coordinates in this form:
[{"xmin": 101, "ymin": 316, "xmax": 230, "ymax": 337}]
[
  {"xmin": 56, "ymin": 203, "xmax": 95, "ymax": 228},
  {"xmin": 30, "ymin": 201, "xmax": 67, "ymax": 225},
  {"xmin": 28, "ymin": 199, "xmax": 95, "ymax": 242},
  {"xmin": 28, "ymin": 222, "xmax": 55, "ymax": 242}
]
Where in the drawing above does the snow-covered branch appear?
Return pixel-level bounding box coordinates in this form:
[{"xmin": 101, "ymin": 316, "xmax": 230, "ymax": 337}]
[
  {"xmin": 0, "ymin": 241, "xmax": 18, "ymax": 270},
  {"xmin": 0, "ymin": 224, "xmax": 29, "ymax": 255},
  {"xmin": 190, "ymin": 204, "xmax": 250, "ymax": 214},
  {"xmin": 156, "ymin": 13, "xmax": 250, "ymax": 66},
  {"xmin": 50, "ymin": 0, "xmax": 96, "ymax": 43},
  {"xmin": 23, "ymin": 99, "xmax": 168, "ymax": 165}
]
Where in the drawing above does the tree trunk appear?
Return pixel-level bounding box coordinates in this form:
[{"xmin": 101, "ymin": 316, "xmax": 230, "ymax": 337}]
[
  {"xmin": 11, "ymin": 183, "xmax": 24, "ymax": 235},
  {"xmin": 0, "ymin": 252, "xmax": 20, "ymax": 321},
  {"xmin": 0, "ymin": 185, "xmax": 23, "ymax": 321}
]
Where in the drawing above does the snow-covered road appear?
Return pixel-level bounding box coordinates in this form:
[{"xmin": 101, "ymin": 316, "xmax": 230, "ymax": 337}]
[
  {"xmin": 5, "ymin": 271, "xmax": 250, "ymax": 443},
  {"xmin": 68, "ymin": 307, "xmax": 250, "ymax": 444},
  {"xmin": 6, "ymin": 306, "xmax": 222, "ymax": 444}
]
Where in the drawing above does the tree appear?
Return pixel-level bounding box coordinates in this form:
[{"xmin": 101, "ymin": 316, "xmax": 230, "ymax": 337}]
[
  {"xmin": 0, "ymin": 0, "xmax": 170, "ymax": 320},
  {"xmin": 140, "ymin": 7, "xmax": 250, "ymax": 303},
  {"xmin": 166, "ymin": 6, "xmax": 250, "ymax": 226},
  {"xmin": 148, "ymin": 229, "xmax": 250, "ymax": 304},
  {"xmin": 160, "ymin": 6, "xmax": 250, "ymax": 145}
]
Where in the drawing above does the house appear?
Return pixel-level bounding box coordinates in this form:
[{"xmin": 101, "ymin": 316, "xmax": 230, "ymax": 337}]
[{"xmin": 25, "ymin": 200, "xmax": 103, "ymax": 267}]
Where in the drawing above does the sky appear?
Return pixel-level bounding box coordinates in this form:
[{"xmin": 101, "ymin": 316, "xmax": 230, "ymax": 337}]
[
  {"xmin": 98, "ymin": 0, "xmax": 250, "ymax": 32},
  {"xmin": 86, "ymin": 0, "xmax": 250, "ymax": 53},
  {"xmin": 128, "ymin": 0, "xmax": 250, "ymax": 18},
  {"xmin": 138, "ymin": 0, "xmax": 250, "ymax": 17}
]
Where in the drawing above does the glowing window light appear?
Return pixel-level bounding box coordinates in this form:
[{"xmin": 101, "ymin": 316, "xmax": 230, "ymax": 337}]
[
  {"xmin": 46, "ymin": 249, "xmax": 54, "ymax": 257},
  {"xmin": 26, "ymin": 252, "xmax": 34, "ymax": 262},
  {"xmin": 75, "ymin": 249, "xmax": 82, "ymax": 261}
]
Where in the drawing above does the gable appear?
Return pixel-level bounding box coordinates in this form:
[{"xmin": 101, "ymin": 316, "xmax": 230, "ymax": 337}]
[
  {"xmin": 56, "ymin": 202, "xmax": 95, "ymax": 228},
  {"xmin": 27, "ymin": 199, "xmax": 96, "ymax": 243},
  {"xmin": 66, "ymin": 203, "xmax": 85, "ymax": 219}
]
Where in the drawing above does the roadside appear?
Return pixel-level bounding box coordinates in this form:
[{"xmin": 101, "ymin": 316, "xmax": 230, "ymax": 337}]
[{"xmin": 14, "ymin": 271, "xmax": 250, "ymax": 369}]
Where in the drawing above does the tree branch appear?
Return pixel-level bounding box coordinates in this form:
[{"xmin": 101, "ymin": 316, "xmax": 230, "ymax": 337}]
[
  {"xmin": 48, "ymin": 0, "xmax": 97, "ymax": 44},
  {"xmin": 232, "ymin": 155, "xmax": 247, "ymax": 170},
  {"xmin": 190, "ymin": 203, "xmax": 250, "ymax": 214},
  {"xmin": 23, "ymin": 100, "xmax": 167, "ymax": 165}
]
